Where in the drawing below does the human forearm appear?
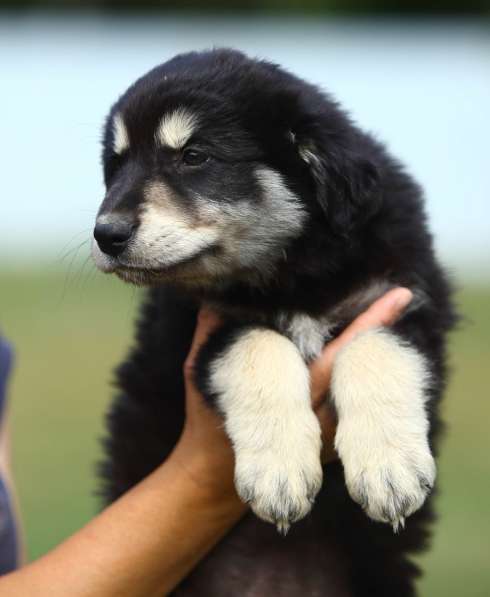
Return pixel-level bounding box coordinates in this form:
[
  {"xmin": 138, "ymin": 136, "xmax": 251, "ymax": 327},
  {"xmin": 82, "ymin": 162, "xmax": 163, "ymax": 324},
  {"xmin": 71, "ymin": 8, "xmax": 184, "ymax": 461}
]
[{"xmin": 0, "ymin": 449, "xmax": 245, "ymax": 597}]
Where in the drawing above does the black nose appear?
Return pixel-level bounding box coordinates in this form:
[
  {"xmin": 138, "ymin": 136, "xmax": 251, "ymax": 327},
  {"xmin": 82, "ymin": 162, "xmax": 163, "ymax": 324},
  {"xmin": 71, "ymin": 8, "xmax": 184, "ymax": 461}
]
[{"xmin": 93, "ymin": 221, "xmax": 134, "ymax": 257}]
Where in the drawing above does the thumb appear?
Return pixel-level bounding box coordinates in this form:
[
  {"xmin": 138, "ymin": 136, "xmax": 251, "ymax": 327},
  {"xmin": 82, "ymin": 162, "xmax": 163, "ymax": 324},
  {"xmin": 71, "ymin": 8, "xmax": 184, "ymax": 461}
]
[{"xmin": 310, "ymin": 287, "xmax": 413, "ymax": 402}]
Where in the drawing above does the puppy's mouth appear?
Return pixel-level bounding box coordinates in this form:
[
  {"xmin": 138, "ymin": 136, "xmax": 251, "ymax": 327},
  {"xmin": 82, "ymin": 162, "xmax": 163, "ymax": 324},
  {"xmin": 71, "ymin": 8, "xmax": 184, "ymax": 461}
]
[{"xmin": 93, "ymin": 241, "xmax": 220, "ymax": 286}]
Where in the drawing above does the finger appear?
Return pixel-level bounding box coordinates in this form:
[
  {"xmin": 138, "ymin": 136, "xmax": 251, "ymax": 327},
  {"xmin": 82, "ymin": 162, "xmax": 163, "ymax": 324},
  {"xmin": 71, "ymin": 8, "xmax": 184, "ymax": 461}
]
[
  {"xmin": 327, "ymin": 287, "xmax": 413, "ymax": 351},
  {"xmin": 310, "ymin": 287, "xmax": 412, "ymax": 399},
  {"xmin": 341, "ymin": 287, "xmax": 413, "ymax": 337},
  {"xmin": 184, "ymin": 306, "xmax": 222, "ymax": 374},
  {"xmin": 183, "ymin": 307, "xmax": 224, "ymax": 416}
]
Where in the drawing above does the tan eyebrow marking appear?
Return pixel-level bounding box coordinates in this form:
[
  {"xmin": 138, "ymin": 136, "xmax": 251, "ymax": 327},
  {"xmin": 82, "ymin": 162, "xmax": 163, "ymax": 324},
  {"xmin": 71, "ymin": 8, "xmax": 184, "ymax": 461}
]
[
  {"xmin": 156, "ymin": 108, "xmax": 198, "ymax": 149},
  {"xmin": 112, "ymin": 112, "xmax": 129, "ymax": 154}
]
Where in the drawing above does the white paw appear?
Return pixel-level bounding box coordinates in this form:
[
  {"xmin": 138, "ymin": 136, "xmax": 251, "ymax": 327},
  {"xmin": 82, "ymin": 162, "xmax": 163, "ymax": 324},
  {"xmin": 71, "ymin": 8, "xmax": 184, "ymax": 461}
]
[
  {"xmin": 234, "ymin": 436, "xmax": 323, "ymax": 534},
  {"xmin": 331, "ymin": 327, "xmax": 436, "ymax": 530},
  {"xmin": 209, "ymin": 327, "xmax": 324, "ymax": 533},
  {"xmin": 336, "ymin": 421, "xmax": 436, "ymax": 530}
]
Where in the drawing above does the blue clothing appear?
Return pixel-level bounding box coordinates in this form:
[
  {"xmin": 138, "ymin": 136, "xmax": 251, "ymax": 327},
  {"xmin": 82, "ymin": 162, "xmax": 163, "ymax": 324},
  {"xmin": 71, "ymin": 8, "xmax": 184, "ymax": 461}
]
[{"xmin": 0, "ymin": 337, "xmax": 19, "ymax": 574}]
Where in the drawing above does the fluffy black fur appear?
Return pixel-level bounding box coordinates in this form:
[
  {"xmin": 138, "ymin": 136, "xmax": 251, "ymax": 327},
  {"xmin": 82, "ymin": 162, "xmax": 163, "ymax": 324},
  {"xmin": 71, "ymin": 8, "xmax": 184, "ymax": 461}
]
[{"xmin": 96, "ymin": 49, "xmax": 456, "ymax": 595}]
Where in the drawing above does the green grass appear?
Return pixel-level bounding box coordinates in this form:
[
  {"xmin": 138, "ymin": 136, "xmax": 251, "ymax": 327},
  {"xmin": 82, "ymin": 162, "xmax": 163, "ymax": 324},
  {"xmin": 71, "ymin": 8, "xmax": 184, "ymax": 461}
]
[
  {"xmin": 1, "ymin": 265, "xmax": 489, "ymax": 595},
  {"xmin": 1, "ymin": 265, "xmax": 138, "ymax": 557}
]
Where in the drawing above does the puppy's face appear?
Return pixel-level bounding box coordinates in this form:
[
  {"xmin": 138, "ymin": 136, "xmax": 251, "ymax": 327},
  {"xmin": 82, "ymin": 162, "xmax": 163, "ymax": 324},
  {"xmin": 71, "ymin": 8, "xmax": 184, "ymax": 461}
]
[
  {"xmin": 92, "ymin": 90, "xmax": 308, "ymax": 288},
  {"xmin": 93, "ymin": 51, "xmax": 380, "ymax": 288}
]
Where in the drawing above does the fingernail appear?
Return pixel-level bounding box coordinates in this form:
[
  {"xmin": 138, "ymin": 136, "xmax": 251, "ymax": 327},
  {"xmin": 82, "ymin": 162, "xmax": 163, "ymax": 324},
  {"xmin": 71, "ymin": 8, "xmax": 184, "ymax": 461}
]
[{"xmin": 393, "ymin": 288, "xmax": 413, "ymax": 313}]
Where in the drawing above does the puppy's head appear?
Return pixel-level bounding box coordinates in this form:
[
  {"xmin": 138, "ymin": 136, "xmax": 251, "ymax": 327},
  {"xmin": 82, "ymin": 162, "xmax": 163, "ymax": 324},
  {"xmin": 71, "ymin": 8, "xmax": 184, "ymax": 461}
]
[{"xmin": 92, "ymin": 49, "xmax": 379, "ymax": 288}]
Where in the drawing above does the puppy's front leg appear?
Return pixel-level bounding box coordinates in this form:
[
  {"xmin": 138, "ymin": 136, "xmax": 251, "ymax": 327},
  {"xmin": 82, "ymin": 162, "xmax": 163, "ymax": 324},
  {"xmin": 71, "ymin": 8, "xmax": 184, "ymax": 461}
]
[
  {"xmin": 199, "ymin": 327, "xmax": 323, "ymax": 533},
  {"xmin": 331, "ymin": 328, "xmax": 436, "ymax": 530}
]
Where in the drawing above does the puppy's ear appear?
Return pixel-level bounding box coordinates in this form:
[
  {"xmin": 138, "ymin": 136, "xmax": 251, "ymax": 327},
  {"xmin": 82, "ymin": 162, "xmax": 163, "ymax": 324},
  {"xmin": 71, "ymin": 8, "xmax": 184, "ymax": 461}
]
[{"xmin": 298, "ymin": 136, "xmax": 381, "ymax": 235}]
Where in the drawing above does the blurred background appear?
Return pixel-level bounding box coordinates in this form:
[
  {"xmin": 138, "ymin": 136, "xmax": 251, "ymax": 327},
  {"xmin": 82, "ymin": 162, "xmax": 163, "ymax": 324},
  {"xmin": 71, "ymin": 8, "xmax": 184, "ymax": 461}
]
[{"xmin": 0, "ymin": 0, "xmax": 489, "ymax": 595}]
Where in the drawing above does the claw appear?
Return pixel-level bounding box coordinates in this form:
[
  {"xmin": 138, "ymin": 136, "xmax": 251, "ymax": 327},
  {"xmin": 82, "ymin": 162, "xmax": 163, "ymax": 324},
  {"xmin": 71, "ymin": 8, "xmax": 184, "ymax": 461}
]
[
  {"xmin": 392, "ymin": 517, "xmax": 405, "ymax": 533},
  {"xmin": 276, "ymin": 519, "xmax": 291, "ymax": 536}
]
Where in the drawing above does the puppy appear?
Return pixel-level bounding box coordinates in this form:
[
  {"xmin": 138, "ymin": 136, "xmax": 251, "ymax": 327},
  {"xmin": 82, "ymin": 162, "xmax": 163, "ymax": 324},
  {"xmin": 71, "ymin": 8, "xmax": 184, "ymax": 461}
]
[{"xmin": 92, "ymin": 49, "xmax": 456, "ymax": 595}]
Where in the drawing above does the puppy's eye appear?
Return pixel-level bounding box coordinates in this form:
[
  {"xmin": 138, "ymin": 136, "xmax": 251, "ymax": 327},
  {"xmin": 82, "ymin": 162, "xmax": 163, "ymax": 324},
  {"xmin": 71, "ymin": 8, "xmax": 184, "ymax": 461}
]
[{"xmin": 182, "ymin": 148, "xmax": 209, "ymax": 166}]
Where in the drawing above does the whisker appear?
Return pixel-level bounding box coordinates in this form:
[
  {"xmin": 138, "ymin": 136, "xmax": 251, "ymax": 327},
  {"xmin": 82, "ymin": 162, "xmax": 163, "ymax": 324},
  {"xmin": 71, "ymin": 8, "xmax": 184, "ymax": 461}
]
[
  {"xmin": 57, "ymin": 239, "xmax": 91, "ymax": 305},
  {"xmin": 57, "ymin": 235, "xmax": 90, "ymax": 264}
]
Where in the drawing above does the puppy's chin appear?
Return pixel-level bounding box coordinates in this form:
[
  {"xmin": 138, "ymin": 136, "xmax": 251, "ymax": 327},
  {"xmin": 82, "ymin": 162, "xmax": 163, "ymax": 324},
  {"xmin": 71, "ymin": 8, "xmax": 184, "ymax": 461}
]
[{"xmin": 114, "ymin": 265, "xmax": 214, "ymax": 289}]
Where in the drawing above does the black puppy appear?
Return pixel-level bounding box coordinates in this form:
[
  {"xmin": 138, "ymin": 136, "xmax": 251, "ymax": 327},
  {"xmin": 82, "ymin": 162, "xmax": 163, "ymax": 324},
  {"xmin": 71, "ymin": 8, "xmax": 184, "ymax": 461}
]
[{"xmin": 92, "ymin": 49, "xmax": 456, "ymax": 595}]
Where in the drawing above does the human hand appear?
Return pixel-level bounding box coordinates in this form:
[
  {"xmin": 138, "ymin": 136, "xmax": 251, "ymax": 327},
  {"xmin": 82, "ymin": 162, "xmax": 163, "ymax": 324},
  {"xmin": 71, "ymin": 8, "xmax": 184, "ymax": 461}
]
[
  {"xmin": 172, "ymin": 287, "xmax": 413, "ymax": 505},
  {"xmin": 171, "ymin": 308, "xmax": 240, "ymax": 505}
]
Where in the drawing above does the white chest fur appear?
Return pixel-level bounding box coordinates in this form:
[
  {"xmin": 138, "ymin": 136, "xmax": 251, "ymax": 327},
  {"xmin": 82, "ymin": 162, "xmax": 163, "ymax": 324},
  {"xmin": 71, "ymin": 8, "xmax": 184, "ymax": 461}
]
[{"xmin": 276, "ymin": 312, "xmax": 334, "ymax": 361}]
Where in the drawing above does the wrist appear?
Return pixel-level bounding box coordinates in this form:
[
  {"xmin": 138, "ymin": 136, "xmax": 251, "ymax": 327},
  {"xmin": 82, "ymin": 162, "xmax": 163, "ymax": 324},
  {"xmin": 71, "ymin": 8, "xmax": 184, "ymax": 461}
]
[{"xmin": 165, "ymin": 439, "xmax": 247, "ymax": 519}]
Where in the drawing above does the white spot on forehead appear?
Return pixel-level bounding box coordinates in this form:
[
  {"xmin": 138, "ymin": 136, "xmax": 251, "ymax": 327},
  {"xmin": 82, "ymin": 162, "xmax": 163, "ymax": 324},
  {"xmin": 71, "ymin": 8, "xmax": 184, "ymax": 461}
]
[
  {"xmin": 156, "ymin": 108, "xmax": 198, "ymax": 149},
  {"xmin": 113, "ymin": 112, "xmax": 129, "ymax": 155}
]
